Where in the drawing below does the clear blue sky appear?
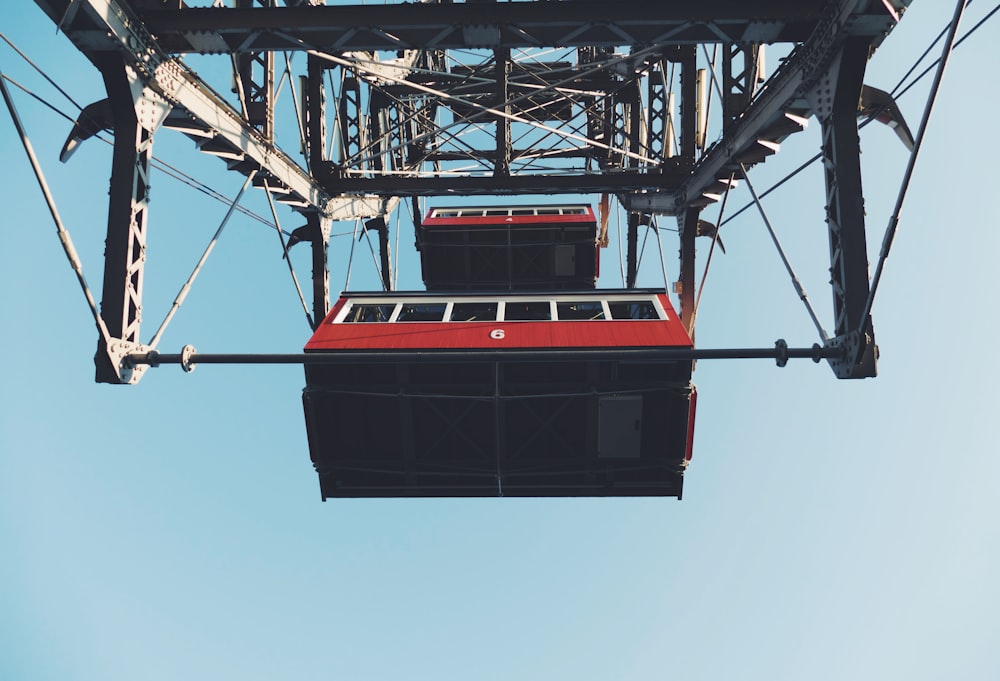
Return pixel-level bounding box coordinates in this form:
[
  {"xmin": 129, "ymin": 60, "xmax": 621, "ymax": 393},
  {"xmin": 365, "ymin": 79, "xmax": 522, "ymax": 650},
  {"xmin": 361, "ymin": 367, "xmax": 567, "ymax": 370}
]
[{"xmin": 2, "ymin": 3, "xmax": 999, "ymax": 680}]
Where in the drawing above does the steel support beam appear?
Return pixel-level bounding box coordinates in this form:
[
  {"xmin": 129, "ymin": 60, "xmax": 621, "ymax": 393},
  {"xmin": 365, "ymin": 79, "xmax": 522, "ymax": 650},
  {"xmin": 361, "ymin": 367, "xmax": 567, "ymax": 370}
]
[
  {"xmin": 625, "ymin": 212, "xmax": 640, "ymax": 288},
  {"xmin": 304, "ymin": 54, "xmax": 327, "ymax": 175},
  {"xmin": 676, "ymin": 46, "xmax": 698, "ymax": 172},
  {"xmin": 645, "ymin": 62, "xmax": 671, "ymax": 163},
  {"xmin": 234, "ymin": 0, "xmax": 275, "ymax": 141},
  {"xmin": 579, "ymin": 45, "xmax": 614, "ymax": 171},
  {"xmin": 495, "ymin": 48, "xmax": 511, "ymax": 178},
  {"xmin": 722, "ymin": 44, "xmax": 762, "ymax": 132},
  {"xmin": 94, "ymin": 54, "xmax": 164, "ymax": 383},
  {"xmin": 313, "ymin": 168, "xmax": 689, "ymax": 196},
  {"xmin": 629, "ymin": 0, "xmax": 901, "ymax": 214},
  {"xmin": 817, "ymin": 39, "xmax": 877, "ymax": 378},
  {"xmin": 309, "ymin": 214, "xmax": 331, "ymax": 327},
  {"xmin": 364, "ymin": 217, "xmax": 393, "ymax": 292},
  {"xmin": 625, "ymin": 79, "xmax": 643, "ymax": 172},
  {"xmin": 35, "ymin": 0, "xmax": 341, "ymax": 214},
  {"xmin": 677, "ymin": 205, "xmax": 701, "ymax": 335},
  {"xmin": 29, "ymin": 0, "xmax": 920, "ymax": 388},
  {"xmin": 337, "ymin": 76, "xmax": 365, "ymax": 175},
  {"xmin": 136, "ymin": 1, "xmax": 835, "ymax": 54}
]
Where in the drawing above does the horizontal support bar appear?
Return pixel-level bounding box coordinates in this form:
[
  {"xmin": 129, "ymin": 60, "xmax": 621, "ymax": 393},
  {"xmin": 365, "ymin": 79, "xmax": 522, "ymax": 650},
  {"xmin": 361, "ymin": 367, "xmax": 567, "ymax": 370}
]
[
  {"xmin": 129, "ymin": 340, "xmax": 839, "ymax": 371},
  {"xmin": 319, "ymin": 169, "xmax": 689, "ymax": 196}
]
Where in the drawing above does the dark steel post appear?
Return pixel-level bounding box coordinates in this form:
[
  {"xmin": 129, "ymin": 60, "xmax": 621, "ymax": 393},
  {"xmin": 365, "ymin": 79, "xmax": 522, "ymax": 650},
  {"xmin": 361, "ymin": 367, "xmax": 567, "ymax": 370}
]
[
  {"xmin": 677, "ymin": 205, "xmax": 700, "ymax": 335},
  {"xmin": 309, "ymin": 214, "xmax": 331, "ymax": 327},
  {"xmin": 494, "ymin": 47, "xmax": 511, "ymax": 178},
  {"xmin": 94, "ymin": 54, "xmax": 156, "ymax": 383},
  {"xmin": 818, "ymin": 39, "xmax": 877, "ymax": 378},
  {"xmin": 626, "ymin": 211, "xmax": 640, "ymax": 288},
  {"xmin": 234, "ymin": 0, "xmax": 275, "ymax": 141}
]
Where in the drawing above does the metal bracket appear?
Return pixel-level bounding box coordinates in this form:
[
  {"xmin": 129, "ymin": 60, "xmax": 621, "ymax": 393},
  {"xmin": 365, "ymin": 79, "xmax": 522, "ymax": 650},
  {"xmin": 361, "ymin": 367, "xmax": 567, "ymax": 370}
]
[
  {"xmin": 106, "ymin": 338, "xmax": 150, "ymax": 384},
  {"xmin": 824, "ymin": 329, "xmax": 878, "ymax": 379}
]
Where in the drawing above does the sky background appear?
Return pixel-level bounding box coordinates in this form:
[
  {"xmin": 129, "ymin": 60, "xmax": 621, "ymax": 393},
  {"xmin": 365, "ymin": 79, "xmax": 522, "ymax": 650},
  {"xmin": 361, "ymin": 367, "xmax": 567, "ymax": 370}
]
[{"xmin": 2, "ymin": 2, "xmax": 999, "ymax": 680}]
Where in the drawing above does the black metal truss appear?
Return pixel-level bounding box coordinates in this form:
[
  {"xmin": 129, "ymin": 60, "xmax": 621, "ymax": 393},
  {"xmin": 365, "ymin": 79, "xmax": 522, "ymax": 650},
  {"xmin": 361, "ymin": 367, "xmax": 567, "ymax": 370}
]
[
  {"xmin": 32, "ymin": 0, "xmax": 914, "ymax": 382},
  {"xmin": 93, "ymin": 53, "xmax": 157, "ymax": 383},
  {"xmin": 311, "ymin": 171, "xmax": 693, "ymax": 197},
  {"xmin": 644, "ymin": 0, "xmax": 901, "ymax": 215},
  {"xmin": 137, "ymin": 1, "xmax": 848, "ymax": 54},
  {"xmin": 234, "ymin": 0, "xmax": 275, "ymax": 141},
  {"xmin": 722, "ymin": 44, "xmax": 764, "ymax": 132},
  {"xmin": 676, "ymin": 205, "xmax": 702, "ymax": 335},
  {"xmin": 818, "ymin": 39, "xmax": 878, "ymax": 378},
  {"xmin": 304, "ymin": 213, "xmax": 331, "ymax": 326},
  {"xmin": 305, "ymin": 44, "xmax": 702, "ymax": 198},
  {"xmin": 337, "ymin": 75, "xmax": 366, "ymax": 174},
  {"xmin": 34, "ymin": 0, "xmax": 360, "ymax": 216}
]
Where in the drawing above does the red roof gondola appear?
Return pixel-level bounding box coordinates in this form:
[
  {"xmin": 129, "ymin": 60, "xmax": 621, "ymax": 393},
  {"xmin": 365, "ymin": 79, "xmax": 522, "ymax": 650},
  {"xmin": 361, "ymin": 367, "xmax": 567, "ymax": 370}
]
[
  {"xmin": 302, "ymin": 290, "xmax": 696, "ymax": 499},
  {"xmin": 418, "ymin": 204, "xmax": 599, "ymax": 290}
]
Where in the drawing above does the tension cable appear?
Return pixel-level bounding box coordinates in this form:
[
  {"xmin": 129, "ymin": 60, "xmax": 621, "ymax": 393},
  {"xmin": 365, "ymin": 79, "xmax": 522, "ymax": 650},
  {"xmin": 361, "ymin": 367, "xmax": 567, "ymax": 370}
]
[
  {"xmin": 148, "ymin": 171, "xmax": 257, "ymax": 348},
  {"xmin": 263, "ymin": 179, "xmax": 315, "ymax": 329},
  {"xmin": 859, "ymin": 0, "xmax": 968, "ymax": 332},
  {"xmin": 692, "ymin": 172, "xmax": 736, "ymax": 330},
  {"xmin": 1, "ymin": 66, "xmax": 111, "ymax": 346},
  {"xmin": 741, "ymin": 163, "xmax": 829, "ymax": 343}
]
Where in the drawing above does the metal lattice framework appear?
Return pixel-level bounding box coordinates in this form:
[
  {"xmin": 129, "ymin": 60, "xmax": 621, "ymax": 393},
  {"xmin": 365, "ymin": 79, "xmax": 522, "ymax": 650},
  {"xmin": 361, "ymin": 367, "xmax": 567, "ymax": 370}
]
[{"xmin": 30, "ymin": 0, "xmax": 914, "ymax": 383}]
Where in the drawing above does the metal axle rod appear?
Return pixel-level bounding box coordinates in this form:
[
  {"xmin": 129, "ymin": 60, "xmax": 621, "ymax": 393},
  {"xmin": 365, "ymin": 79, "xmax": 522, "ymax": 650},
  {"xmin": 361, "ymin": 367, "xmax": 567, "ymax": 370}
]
[{"xmin": 128, "ymin": 340, "xmax": 840, "ymax": 373}]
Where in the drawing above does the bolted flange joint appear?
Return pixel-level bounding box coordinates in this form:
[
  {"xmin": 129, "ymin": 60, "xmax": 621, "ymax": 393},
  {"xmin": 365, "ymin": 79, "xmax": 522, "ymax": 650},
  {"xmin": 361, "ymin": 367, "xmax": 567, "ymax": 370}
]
[
  {"xmin": 180, "ymin": 344, "xmax": 197, "ymax": 373},
  {"xmin": 774, "ymin": 338, "xmax": 789, "ymax": 367}
]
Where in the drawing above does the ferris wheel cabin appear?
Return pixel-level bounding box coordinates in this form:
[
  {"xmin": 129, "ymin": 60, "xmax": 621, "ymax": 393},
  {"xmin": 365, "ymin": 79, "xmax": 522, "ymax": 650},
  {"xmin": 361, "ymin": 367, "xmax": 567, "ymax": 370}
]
[
  {"xmin": 418, "ymin": 204, "xmax": 600, "ymax": 290},
  {"xmin": 302, "ymin": 289, "xmax": 697, "ymax": 499}
]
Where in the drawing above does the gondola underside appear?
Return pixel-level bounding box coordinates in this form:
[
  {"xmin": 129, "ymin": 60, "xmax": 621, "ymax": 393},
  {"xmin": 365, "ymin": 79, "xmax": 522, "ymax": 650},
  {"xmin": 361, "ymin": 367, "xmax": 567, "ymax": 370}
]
[{"xmin": 302, "ymin": 355, "xmax": 695, "ymax": 499}]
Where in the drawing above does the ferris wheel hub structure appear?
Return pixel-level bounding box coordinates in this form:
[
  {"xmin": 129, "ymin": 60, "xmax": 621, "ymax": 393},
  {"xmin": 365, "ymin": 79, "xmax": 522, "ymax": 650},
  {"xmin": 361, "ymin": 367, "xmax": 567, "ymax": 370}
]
[{"xmin": 30, "ymin": 0, "xmax": 915, "ymax": 385}]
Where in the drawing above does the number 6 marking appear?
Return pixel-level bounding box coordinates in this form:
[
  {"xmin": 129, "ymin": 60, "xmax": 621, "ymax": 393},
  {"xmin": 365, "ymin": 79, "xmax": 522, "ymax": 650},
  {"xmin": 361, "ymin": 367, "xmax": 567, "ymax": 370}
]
[{"xmin": 490, "ymin": 329, "xmax": 505, "ymax": 340}]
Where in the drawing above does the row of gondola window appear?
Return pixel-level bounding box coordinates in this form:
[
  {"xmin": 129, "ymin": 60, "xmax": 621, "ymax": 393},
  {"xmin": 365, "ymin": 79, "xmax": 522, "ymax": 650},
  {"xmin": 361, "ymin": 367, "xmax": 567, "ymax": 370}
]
[
  {"xmin": 338, "ymin": 298, "xmax": 663, "ymax": 323},
  {"xmin": 428, "ymin": 206, "xmax": 588, "ymax": 218}
]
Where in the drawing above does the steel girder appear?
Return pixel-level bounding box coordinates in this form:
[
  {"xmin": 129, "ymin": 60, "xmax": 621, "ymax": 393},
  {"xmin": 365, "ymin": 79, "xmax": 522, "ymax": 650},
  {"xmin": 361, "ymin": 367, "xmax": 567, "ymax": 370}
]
[
  {"xmin": 494, "ymin": 48, "xmax": 512, "ymax": 179},
  {"xmin": 33, "ymin": 0, "xmax": 915, "ymax": 383},
  {"xmin": 134, "ymin": 1, "xmax": 847, "ymax": 54},
  {"xmin": 234, "ymin": 0, "xmax": 275, "ymax": 141},
  {"xmin": 633, "ymin": 0, "xmax": 903, "ymax": 215},
  {"xmin": 305, "ymin": 213, "xmax": 332, "ymax": 326},
  {"xmin": 676, "ymin": 206, "xmax": 702, "ymax": 336},
  {"xmin": 32, "ymin": 0, "xmax": 393, "ymax": 219},
  {"xmin": 722, "ymin": 44, "xmax": 764, "ymax": 132},
  {"xmin": 93, "ymin": 53, "xmax": 162, "ymax": 383},
  {"xmin": 816, "ymin": 40, "xmax": 878, "ymax": 378},
  {"xmin": 305, "ymin": 43, "xmax": 687, "ymax": 201}
]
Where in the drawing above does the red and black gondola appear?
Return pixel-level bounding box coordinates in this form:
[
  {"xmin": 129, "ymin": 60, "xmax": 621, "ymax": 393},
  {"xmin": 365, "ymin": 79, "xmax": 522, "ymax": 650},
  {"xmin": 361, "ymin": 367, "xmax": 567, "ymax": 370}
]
[
  {"xmin": 418, "ymin": 204, "xmax": 600, "ymax": 290},
  {"xmin": 302, "ymin": 289, "xmax": 697, "ymax": 499}
]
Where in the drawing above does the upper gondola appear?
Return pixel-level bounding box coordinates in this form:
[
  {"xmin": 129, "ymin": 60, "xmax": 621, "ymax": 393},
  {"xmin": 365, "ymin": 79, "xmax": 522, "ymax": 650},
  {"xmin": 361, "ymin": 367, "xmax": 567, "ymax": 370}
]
[{"xmin": 418, "ymin": 204, "xmax": 600, "ymax": 290}]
